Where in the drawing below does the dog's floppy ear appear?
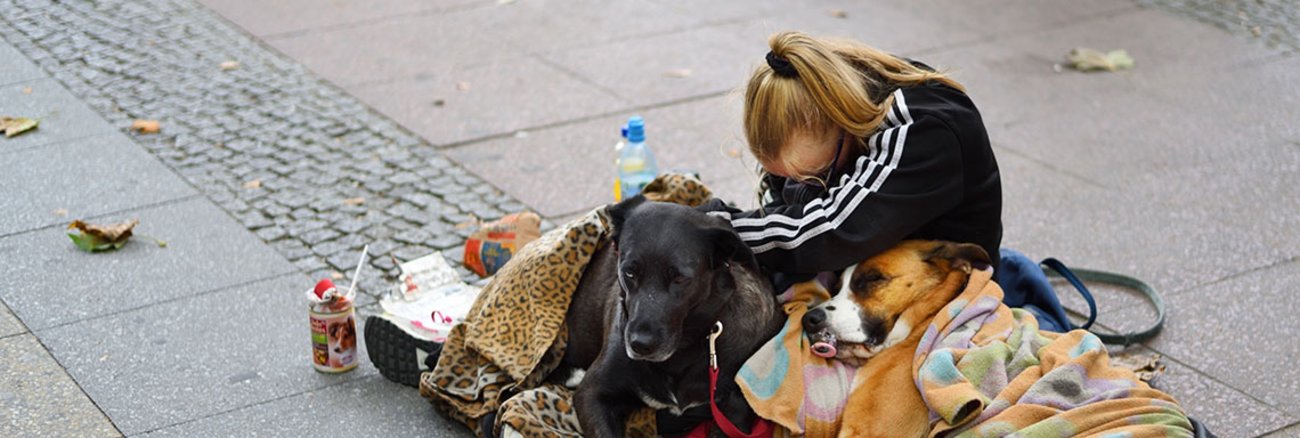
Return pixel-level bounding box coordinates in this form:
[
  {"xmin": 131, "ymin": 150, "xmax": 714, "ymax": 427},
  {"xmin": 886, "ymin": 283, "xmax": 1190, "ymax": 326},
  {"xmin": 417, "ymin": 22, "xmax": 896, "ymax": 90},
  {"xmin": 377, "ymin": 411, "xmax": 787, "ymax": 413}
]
[
  {"xmin": 706, "ymin": 224, "xmax": 759, "ymax": 271},
  {"xmin": 925, "ymin": 241, "xmax": 991, "ymax": 273},
  {"xmin": 606, "ymin": 194, "xmax": 647, "ymax": 240}
]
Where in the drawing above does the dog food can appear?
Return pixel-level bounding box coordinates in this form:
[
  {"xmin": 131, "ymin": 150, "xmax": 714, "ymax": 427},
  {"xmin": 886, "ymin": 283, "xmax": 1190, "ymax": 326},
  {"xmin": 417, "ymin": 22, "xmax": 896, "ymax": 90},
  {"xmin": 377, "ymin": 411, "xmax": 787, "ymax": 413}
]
[{"xmin": 307, "ymin": 279, "xmax": 358, "ymax": 373}]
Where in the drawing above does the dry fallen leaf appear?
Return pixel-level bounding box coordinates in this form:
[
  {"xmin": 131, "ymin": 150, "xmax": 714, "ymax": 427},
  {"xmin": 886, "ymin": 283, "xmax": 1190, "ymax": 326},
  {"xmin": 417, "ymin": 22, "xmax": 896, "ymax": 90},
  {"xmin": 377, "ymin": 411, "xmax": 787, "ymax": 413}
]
[
  {"xmin": 830, "ymin": 9, "xmax": 848, "ymax": 18},
  {"xmin": 67, "ymin": 218, "xmax": 139, "ymax": 252},
  {"xmin": 243, "ymin": 178, "xmax": 262, "ymax": 189},
  {"xmin": 1, "ymin": 116, "xmax": 39, "ymax": 138},
  {"xmin": 53, "ymin": 208, "xmax": 69, "ymax": 217},
  {"xmin": 664, "ymin": 68, "xmax": 693, "ymax": 78},
  {"xmin": 1110, "ymin": 352, "xmax": 1166, "ymax": 383},
  {"xmin": 456, "ymin": 82, "xmax": 471, "ymax": 91},
  {"xmin": 220, "ymin": 60, "xmax": 240, "ymax": 71},
  {"xmin": 1251, "ymin": 26, "xmax": 1262, "ymax": 37},
  {"xmin": 724, "ymin": 147, "xmax": 741, "ymax": 158},
  {"xmin": 132, "ymin": 119, "xmax": 161, "ymax": 134},
  {"xmin": 343, "ymin": 197, "xmax": 366, "ymax": 206},
  {"xmin": 1066, "ymin": 47, "xmax": 1134, "ymax": 72},
  {"xmin": 21, "ymin": 86, "xmax": 32, "ymax": 94},
  {"xmin": 330, "ymin": 271, "xmax": 345, "ymax": 280}
]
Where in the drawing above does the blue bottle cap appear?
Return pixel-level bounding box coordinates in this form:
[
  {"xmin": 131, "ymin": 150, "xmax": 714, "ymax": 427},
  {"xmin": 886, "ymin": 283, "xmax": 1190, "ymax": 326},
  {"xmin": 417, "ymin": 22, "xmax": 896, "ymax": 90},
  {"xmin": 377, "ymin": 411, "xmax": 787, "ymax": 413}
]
[{"xmin": 625, "ymin": 116, "xmax": 645, "ymax": 143}]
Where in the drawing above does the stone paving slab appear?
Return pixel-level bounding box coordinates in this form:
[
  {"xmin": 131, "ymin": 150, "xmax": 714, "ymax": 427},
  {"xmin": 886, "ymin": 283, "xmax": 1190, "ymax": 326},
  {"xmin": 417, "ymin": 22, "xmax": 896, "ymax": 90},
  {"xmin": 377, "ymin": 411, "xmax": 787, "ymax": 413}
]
[
  {"xmin": 1265, "ymin": 423, "xmax": 1300, "ymax": 437},
  {"xmin": 0, "ymin": 78, "xmax": 116, "ymax": 154},
  {"xmin": 0, "ymin": 197, "xmax": 296, "ymax": 330},
  {"xmin": 446, "ymin": 101, "xmax": 756, "ymax": 218},
  {"xmin": 0, "ymin": 133, "xmax": 197, "ymax": 236},
  {"xmin": 647, "ymin": 0, "xmax": 788, "ymax": 26},
  {"xmin": 0, "ymin": 334, "xmax": 120, "ymax": 437},
  {"xmin": 888, "ymin": 0, "xmax": 1139, "ymax": 45},
  {"xmin": 715, "ymin": 0, "xmax": 987, "ymax": 57},
  {"xmin": 265, "ymin": 7, "xmax": 522, "ymax": 87},
  {"xmin": 0, "ymin": 301, "xmax": 25, "ymax": 339},
  {"xmin": 540, "ymin": 27, "xmax": 755, "ymax": 107},
  {"xmin": 139, "ymin": 375, "xmax": 468, "ymax": 437},
  {"xmin": 487, "ymin": 0, "xmax": 715, "ymax": 54},
  {"xmin": 0, "ymin": 39, "xmax": 42, "ymax": 85},
  {"xmin": 350, "ymin": 56, "xmax": 628, "ymax": 146},
  {"xmin": 1106, "ymin": 259, "xmax": 1300, "ymax": 420},
  {"xmin": 1122, "ymin": 138, "xmax": 1300, "ymax": 258},
  {"xmin": 198, "ymin": 0, "xmax": 483, "ymax": 38},
  {"xmin": 35, "ymin": 274, "xmax": 373, "ymax": 435},
  {"xmin": 1128, "ymin": 345, "xmax": 1297, "ymax": 437},
  {"xmin": 996, "ymin": 147, "xmax": 1291, "ymax": 298}
]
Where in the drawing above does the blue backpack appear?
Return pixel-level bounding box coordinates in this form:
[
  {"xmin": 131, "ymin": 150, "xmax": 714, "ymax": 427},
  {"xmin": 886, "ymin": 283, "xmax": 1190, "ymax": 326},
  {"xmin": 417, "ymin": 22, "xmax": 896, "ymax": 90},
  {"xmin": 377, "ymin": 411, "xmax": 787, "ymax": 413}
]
[{"xmin": 994, "ymin": 248, "xmax": 1165, "ymax": 346}]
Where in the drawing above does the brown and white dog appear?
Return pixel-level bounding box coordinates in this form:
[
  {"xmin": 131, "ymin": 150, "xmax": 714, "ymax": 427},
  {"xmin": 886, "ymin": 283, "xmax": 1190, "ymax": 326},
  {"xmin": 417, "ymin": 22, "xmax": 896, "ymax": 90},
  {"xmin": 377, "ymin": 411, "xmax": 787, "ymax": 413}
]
[
  {"xmin": 327, "ymin": 316, "xmax": 358, "ymax": 368},
  {"xmin": 802, "ymin": 240, "xmax": 990, "ymax": 437}
]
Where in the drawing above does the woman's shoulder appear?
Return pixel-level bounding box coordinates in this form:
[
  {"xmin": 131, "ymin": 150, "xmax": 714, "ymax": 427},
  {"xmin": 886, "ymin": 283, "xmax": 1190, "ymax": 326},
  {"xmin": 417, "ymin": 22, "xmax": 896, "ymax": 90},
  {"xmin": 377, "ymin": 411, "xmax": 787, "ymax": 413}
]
[{"xmin": 893, "ymin": 81, "xmax": 983, "ymax": 130}]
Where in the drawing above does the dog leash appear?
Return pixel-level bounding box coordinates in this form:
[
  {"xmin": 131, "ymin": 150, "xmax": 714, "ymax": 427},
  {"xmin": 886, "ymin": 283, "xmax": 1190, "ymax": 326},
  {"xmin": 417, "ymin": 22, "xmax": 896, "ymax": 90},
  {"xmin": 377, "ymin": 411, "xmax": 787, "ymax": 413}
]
[
  {"xmin": 707, "ymin": 321, "xmax": 773, "ymax": 438},
  {"xmin": 1040, "ymin": 259, "xmax": 1167, "ymax": 346}
]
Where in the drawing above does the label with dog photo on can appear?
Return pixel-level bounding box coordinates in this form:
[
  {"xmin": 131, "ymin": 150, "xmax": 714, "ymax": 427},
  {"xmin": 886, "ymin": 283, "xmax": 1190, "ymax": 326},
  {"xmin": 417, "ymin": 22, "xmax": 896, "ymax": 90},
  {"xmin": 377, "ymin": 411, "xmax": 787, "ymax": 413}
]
[{"xmin": 309, "ymin": 308, "xmax": 358, "ymax": 373}]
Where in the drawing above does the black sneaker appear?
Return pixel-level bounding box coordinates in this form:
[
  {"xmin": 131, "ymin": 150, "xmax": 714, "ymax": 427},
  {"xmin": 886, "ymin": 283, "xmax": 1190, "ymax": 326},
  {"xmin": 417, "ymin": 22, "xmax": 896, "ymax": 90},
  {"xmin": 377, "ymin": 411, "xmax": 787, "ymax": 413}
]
[{"xmin": 364, "ymin": 314, "xmax": 443, "ymax": 387}]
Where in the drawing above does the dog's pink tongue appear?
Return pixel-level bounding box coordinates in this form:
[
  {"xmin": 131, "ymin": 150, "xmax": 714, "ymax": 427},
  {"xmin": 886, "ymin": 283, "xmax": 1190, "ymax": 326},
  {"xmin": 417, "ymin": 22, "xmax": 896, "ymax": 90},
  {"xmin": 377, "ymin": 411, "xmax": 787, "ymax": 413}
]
[{"xmin": 811, "ymin": 341, "xmax": 837, "ymax": 358}]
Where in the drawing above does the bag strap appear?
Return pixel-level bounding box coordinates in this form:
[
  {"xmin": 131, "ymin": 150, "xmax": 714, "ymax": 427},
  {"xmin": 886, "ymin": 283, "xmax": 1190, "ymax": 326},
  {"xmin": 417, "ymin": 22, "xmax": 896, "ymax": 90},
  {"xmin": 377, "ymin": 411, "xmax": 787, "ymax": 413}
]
[
  {"xmin": 1039, "ymin": 258, "xmax": 1098, "ymax": 330},
  {"xmin": 1040, "ymin": 259, "xmax": 1166, "ymax": 346}
]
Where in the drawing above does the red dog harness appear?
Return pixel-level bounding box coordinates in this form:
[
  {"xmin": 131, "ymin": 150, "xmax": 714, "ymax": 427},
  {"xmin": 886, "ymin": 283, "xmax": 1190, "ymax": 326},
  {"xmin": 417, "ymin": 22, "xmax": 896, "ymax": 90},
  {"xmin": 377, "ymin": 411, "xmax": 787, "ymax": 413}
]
[{"xmin": 683, "ymin": 322, "xmax": 773, "ymax": 438}]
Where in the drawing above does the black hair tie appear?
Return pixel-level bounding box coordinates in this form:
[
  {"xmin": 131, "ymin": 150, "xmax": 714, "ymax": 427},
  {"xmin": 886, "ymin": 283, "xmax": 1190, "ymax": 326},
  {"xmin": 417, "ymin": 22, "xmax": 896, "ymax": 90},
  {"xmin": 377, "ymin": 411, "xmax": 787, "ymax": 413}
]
[{"xmin": 766, "ymin": 51, "xmax": 798, "ymax": 78}]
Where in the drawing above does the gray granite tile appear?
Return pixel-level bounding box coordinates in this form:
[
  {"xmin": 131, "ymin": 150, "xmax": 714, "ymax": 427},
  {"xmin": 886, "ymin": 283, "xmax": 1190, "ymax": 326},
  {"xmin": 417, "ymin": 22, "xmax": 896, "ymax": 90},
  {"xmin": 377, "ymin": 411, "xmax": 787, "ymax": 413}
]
[
  {"xmin": 446, "ymin": 107, "xmax": 749, "ymax": 217},
  {"xmin": 0, "ymin": 301, "xmax": 25, "ymax": 338},
  {"xmin": 1115, "ymin": 346, "xmax": 1296, "ymax": 438},
  {"xmin": 0, "ymin": 133, "xmax": 197, "ymax": 236},
  {"xmin": 138, "ymin": 376, "xmax": 468, "ymax": 437},
  {"xmin": 0, "ymin": 334, "xmax": 120, "ymax": 437},
  {"xmin": 995, "ymin": 148, "xmax": 1290, "ymax": 298},
  {"xmin": 0, "ymin": 41, "xmax": 44, "ymax": 86},
  {"xmin": 1264, "ymin": 422, "xmax": 1300, "ymax": 437},
  {"xmin": 1121, "ymin": 141, "xmax": 1300, "ymax": 259},
  {"xmin": 999, "ymin": 7, "xmax": 1283, "ymax": 73},
  {"xmin": 0, "ymin": 79, "xmax": 116, "ymax": 154},
  {"xmin": 36, "ymin": 274, "xmax": 374, "ymax": 435},
  {"xmin": 198, "ymin": 0, "xmax": 481, "ymax": 38},
  {"xmin": 919, "ymin": 10, "xmax": 1296, "ymax": 187},
  {"xmin": 486, "ymin": 0, "xmax": 712, "ymax": 53},
  {"xmin": 350, "ymin": 56, "xmax": 627, "ymax": 146},
  {"xmin": 1108, "ymin": 259, "xmax": 1300, "ymax": 419},
  {"xmin": 0, "ymin": 198, "xmax": 296, "ymax": 330},
  {"xmin": 649, "ymin": 0, "xmax": 789, "ymax": 24},
  {"xmin": 539, "ymin": 27, "xmax": 755, "ymax": 106},
  {"xmin": 266, "ymin": 7, "xmax": 521, "ymax": 86},
  {"xmin": 715, "ymin": 0, "xmax": 987, "ymax": 57},
  {"xmin": 887, "ymin": 0, "xmax": 1138, "ymax": 44}
]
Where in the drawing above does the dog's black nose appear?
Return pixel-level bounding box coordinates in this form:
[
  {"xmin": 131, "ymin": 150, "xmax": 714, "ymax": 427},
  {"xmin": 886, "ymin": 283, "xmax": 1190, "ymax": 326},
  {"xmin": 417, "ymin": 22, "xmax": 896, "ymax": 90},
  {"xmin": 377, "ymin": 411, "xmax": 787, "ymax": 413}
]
[
  {"xmin": 628, "ymin": 333, "xmax": 655, "ymax": 356},
  {"xmin": 803, "ymin": 308, "xmax": 828, "ymax": 331}
]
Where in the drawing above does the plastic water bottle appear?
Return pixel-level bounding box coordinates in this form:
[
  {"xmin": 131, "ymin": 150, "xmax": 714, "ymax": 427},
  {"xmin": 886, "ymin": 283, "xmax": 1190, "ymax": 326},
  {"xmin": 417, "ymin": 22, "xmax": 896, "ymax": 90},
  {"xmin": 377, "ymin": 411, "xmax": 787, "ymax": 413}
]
[{"xmin": 615, "ymin": 116, "xmax": 658, "ymax": 201}]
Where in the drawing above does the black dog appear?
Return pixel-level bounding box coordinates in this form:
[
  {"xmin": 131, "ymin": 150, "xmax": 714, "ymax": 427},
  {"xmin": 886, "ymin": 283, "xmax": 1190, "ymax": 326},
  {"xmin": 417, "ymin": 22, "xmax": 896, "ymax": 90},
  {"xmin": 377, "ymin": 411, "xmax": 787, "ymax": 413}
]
[{"xmin": 552, "ymin": 195, "xmax": 783, "ymax": 437}]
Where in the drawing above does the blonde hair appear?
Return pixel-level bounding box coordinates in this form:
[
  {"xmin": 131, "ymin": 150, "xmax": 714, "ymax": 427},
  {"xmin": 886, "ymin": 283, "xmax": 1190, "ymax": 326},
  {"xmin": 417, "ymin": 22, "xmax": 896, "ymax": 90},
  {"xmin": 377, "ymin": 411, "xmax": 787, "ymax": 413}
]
[{"xmin": 743, "ymin": 31, "xmax": 964, "ymax": 167}]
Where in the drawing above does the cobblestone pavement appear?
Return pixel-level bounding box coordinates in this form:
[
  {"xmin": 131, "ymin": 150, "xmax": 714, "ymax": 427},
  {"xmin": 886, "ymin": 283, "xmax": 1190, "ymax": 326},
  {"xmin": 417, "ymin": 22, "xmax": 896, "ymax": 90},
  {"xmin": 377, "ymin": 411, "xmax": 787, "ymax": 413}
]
[
  {"xmin": 1139, "ymin": 0, "xmax": 1300, "ymax": 52},
  {"xmin": 0, "ymin": 0, "xmax": 532, "ymax": 304}
]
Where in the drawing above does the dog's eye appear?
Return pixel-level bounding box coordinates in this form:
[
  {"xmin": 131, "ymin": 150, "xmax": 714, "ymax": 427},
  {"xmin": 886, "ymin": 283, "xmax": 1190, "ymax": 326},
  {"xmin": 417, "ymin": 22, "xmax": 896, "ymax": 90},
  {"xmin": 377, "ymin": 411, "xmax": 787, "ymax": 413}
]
[
  {"xmin": 672, "ymin": 275, "xmax": 690, "ymax": 285},
  {"xmin": 852, "ymin": 270, "xmax": 887, "ymax": 293},
  {"xmin": 623, "ymin": 271, "xmax": 635, "ymax": 280}
]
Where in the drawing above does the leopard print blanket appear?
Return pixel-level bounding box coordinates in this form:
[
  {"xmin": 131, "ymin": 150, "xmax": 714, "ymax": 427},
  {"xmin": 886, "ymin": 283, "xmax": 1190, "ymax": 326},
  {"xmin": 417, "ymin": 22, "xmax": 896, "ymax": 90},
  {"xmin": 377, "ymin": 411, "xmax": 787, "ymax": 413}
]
[{"xmin": 420, "ymin": 174, "xmax": 714, "ymax": 437}]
